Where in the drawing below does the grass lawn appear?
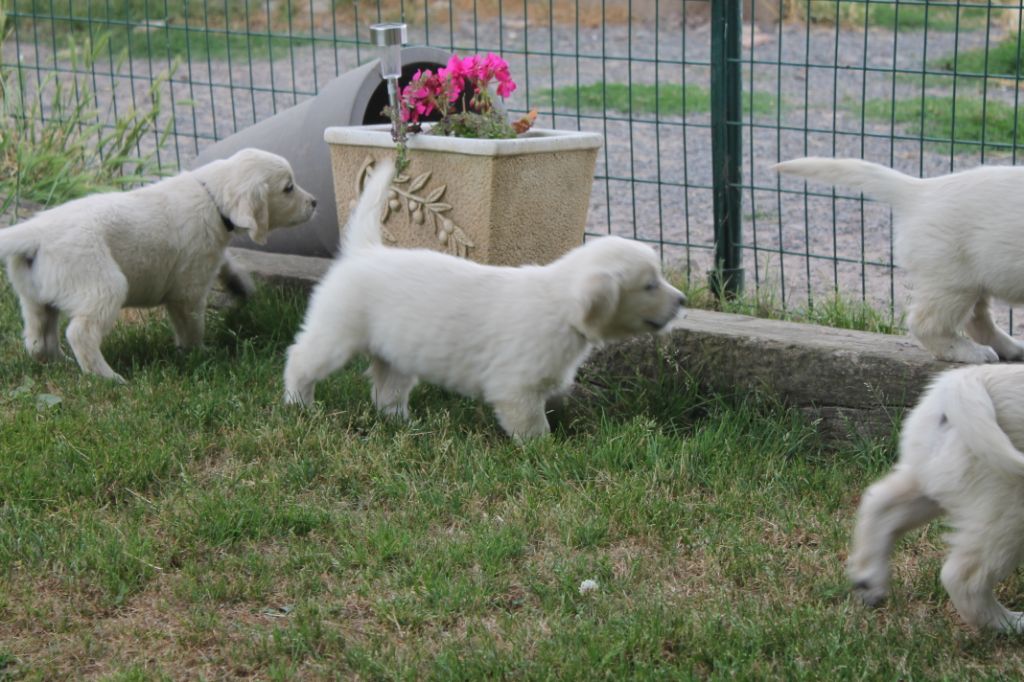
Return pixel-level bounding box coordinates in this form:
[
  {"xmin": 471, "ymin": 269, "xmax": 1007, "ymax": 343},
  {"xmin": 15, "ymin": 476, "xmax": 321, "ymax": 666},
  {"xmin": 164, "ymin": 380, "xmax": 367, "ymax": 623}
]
[
  {"xmin": 856, "ymin": 32, "xmax": 1024, "ymax": 154},
  {"xmin": 932, "ymin": 33, "xmax": 1024, "ymax": 79},
  {"xmin": 11, "ymin": 2, "xmax": 318, "ymax": 61},
  {"xmin": 3, "ymin": 277, "xmax": 1024, "ymax": 678},
  {"xmin": 859, "ymin": 94, "xmax": 1024, "ymax": 153},
  {"xmin": 540, "ymin": 82, "xmax": 781, "ymax": 118},
  {"xmin": 791, "ymin": 1, "xmax": 993, "ymax": 31}
]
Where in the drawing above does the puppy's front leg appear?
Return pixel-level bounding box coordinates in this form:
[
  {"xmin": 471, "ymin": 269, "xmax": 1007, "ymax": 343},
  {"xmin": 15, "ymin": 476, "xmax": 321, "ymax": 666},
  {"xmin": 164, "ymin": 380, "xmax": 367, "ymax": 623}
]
[
  {"xmin": 492, "ymin": 395, "xmax": 551, "ymax": 441},
  {"xmin": 166, "ymin": 299, "xmax": 207, "ymax": 349}
]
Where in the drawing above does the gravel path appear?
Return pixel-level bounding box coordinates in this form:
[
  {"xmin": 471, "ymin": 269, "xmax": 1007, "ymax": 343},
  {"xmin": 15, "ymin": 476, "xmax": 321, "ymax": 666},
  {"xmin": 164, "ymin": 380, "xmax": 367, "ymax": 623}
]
[{"xmin": 6, "ymin": 13, "xmax": 1020, "ymax": 327}]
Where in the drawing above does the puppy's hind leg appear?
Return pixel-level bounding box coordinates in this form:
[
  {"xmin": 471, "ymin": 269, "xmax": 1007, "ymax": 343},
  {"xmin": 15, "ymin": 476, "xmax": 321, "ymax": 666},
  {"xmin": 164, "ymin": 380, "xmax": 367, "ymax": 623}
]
[
  {"xmin": 283, "ymin": 329, "xmax": 359, "ymax": 406},
  {"xmin": 941, "ymin": 522, "xmax": 1024, "ymax": 632},
  {"xmin": 909, "ymin": 288, "xmax": 998, "ymax": 363},
  {"xmin": 367, "ymin": 357, "xmax": 417, "ymax": 419},
  {"xmin": 8, "ymin": 255, "xmax": 62, "ymax": 362},
  {"xmin": 19, "ymin": 298, "xmax": 62, "ymax": 362},
  {"xmin": 491, "ymin": 394, "xmax": 551, "ymax": 441},
  {"xmin": 848, "ymin": 468, "xmax": 941, "ymax": 607},
  {"xmin": 965, "ymin": 297, "xmax": 1024, "ymax": 361}
]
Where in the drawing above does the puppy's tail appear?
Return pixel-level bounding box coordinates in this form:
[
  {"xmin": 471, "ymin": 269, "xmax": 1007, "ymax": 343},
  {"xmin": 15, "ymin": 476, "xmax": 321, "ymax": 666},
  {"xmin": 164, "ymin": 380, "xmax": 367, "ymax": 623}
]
[
  {"xmin": 0, "ymin": 221, "xmax": 41, "ymax": 261},
  {"xmin": 341, "ymin": 158, "xmax": 396, "ymax": 255},
  {"xmin": 943, "ymin": 369, "xmax": 1024, "ymax": 478},
  {"xmin": 774, "ymin": 157, "xmax": 924, "ymax": 210}
]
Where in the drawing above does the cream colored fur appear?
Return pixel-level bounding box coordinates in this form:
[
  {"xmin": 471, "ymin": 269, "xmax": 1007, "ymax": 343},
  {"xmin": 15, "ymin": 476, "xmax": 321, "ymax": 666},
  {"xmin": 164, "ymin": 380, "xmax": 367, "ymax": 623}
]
[
  {"xmin": 283, "ymin": 159, "xmax": 687, "ymax": 440},
  {"xmin": 849, "ymin": 364, "xmax": 1024, "ymax": 631},
  {"xmin": 0, "ymin": 148, "xmax": 316, "ymax": 382},
  {"xmin": 775, "ymin": 157, "xmax": 1024, "ymax": 363}
]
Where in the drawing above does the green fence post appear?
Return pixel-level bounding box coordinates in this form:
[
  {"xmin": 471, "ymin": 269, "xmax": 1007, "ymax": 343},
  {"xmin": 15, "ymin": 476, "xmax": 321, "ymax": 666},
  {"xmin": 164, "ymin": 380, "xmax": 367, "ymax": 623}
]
[{"xmin": 710, "ymin": 0, "xmax": 744, "ymax": 297}]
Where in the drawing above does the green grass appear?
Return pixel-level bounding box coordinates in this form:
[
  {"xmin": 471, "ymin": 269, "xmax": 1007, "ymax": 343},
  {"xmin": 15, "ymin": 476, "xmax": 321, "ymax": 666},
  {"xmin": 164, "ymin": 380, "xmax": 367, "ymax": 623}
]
[
  {"xmin": 680, "ymin": 278, "xmax": 905, "ymax": 335},
  {"xmin": 541, "ymin": 82, "xmax": 782, "ymax": 118},
  {"xmin": 0, "ymin": 16, "xmax": 1016, "ymax": 672},
  {"xmin": 859, "ymin": 94, "xmax": 1024, "ymax": 153},
  {"xmin": 13, "ymin": 2, "xmax": 320, "ymax": 61},
  {"xmin": 789, "ymin": 0, "xmax": 994, "ymax": 31},
  {"xmin": 933, "ymin": 33, "xmax": 1024, "ymax": 79},
  {"xmin": 4, "ymin": 278, "xmax": 1024, "ymax": 678},
  {"xmin": 116, "ymin": 25, "xmax": 314, "ymax": 62},
  {"xmin": 841, "ymin": 1, "xmax": 1024, "ymax": 154},
  {"xmin": 860, "ymin": 3, "xmax": 992, "ymax": 31}
]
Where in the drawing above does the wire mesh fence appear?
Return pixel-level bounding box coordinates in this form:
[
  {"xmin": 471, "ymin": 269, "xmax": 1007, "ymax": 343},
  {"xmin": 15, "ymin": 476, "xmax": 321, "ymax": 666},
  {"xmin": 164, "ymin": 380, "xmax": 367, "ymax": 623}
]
[{"xmin": 4, "ymin": 1, "xmax": 1024, "ymax": 327}]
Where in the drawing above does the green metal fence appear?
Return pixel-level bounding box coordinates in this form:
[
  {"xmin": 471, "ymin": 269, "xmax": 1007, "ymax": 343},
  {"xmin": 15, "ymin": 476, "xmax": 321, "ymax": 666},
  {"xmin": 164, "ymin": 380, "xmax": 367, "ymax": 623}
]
[{"xmin": 4, "ymin": 1, "xmax": 1024, "ymax": 326}]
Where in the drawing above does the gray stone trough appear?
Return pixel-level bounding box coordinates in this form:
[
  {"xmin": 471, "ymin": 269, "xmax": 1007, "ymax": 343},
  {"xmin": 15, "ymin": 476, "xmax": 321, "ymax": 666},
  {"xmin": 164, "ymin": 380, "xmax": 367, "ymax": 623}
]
[{"xmin": 230, "ymin": 248, "xmax": 954, "ymax": 444}]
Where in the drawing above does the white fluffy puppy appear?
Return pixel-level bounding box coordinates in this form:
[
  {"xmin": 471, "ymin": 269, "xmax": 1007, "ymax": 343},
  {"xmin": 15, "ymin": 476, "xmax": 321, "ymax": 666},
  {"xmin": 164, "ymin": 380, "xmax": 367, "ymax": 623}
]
[
  {"xmin": 284, "ymin": 159, "xmax": 687, "ymax": 440},
  {"xmin": 776, "ymin": 157, "xmax": 1024, "ymax": 364},
  {"xmin": 849, "ymin": 364, "xmax": 1024, "ymax": 631},
  {"xmin": 0, "ymin": 148, "xmax": 316, "ymax": 382}
]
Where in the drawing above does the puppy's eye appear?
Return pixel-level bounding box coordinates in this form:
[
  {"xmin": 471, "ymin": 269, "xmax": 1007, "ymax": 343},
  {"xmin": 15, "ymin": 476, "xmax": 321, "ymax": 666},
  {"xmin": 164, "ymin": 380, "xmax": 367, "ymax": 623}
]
[
  {"xmin": 284, "ymin": 182, "xmax": 294, "ymax": 193},
  {"xmin": 644, "ymin": 281, "xmax": 658, "ymax": 291}
]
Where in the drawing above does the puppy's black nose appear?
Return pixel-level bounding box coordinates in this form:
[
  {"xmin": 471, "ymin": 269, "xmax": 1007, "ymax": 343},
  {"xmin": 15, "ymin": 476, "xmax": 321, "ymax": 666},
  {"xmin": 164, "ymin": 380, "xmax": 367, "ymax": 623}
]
[
  {"xmin": 311, "ymin": 198, "xmax": 318, "ymax": 209},
  {"xmin": 679, "ymin": 295, "xmax": 687, "ymax": 307}
]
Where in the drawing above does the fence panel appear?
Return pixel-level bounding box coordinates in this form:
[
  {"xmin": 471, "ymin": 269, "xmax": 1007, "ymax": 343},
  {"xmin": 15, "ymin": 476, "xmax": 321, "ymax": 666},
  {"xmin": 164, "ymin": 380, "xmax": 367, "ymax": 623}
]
[
  {"xmin": 4, "ymin": 1, "xmax": 1024, "ymax": 328},
  {"xmin": 3, "ymin": 1, "xmax": 716, "ymax": 273}
]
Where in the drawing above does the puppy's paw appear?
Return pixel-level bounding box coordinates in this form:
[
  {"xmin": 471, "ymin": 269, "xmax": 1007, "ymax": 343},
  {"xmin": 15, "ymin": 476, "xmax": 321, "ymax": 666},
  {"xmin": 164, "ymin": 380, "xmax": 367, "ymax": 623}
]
[
  {"xmin": 850, "ymin": 578, "xmax": 888, "ymax": 608},
  {"xmin": 28, "ymin": 347, "xmax": 63, "ymax": 364},
  {"xmin": 283, "ymin": 389, "xmax": 310, "ymax": 407},
  {"xmin": 930, "ymin": 339, "xmax": 1000, "ymax": 364},
  {"xmin": 957, "ymin": 345, "xmax": 1000, "ymax": 364},
  {"xmin": 375, "ymin": 404, "xmax": 411, "ymax": 420}
]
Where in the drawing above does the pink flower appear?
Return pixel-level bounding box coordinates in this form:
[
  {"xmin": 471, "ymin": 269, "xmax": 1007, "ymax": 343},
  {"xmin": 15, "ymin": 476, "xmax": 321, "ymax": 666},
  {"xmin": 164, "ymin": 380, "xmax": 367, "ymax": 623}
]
[
  {"xmin": 397, "ymin": 52, "xmax": 519, "ymax": 124},
  {"xmin": 496, "ymin": 78, "xmax": 516, "ymax": 98},
  {"xmin": 461, "ymin": 54, "xmax": 481, "ymax": 83},
  {"xmin": 400, "ymin": 69, "xmax": 447, "ymax": 122},
  {"xmin": 437, "ymin": 55, "xmax": 466, "ymax": 103},
  {"xmin": 439, "ymin": 54, "xmax": 465, "ymax": 81}
]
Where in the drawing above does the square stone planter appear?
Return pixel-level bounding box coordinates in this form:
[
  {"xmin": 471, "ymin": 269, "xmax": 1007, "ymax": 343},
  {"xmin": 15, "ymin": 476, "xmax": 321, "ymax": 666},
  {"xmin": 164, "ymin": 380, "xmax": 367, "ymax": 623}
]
[{"xmin": 324, "ymin": 124, "xmax": 603, "ymax": 265}]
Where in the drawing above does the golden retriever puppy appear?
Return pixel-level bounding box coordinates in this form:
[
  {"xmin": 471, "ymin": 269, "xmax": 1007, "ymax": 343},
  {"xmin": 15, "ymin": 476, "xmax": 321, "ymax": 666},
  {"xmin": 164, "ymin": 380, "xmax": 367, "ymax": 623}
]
[
  {"xmin": 283, "ymin": 159, "xmax": 687, "ymax": 440},
  {"xmin": 849, "ymin": 364, "xmax": 1024, "ymax": 631},
  {"xmin": 0, "ymin": 148, "xmax": 316, "ymax": 382},
  {"xmin": 776, "ymin": 157, "xmax": 1024, "ymax": 364}
]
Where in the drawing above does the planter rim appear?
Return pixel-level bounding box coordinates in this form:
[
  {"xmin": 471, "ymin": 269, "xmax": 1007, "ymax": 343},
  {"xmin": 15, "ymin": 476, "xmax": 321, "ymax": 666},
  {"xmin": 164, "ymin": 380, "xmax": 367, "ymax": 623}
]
[{"xmin": 324, "ymin": 123, "xmax": 603, "ymax": 156}]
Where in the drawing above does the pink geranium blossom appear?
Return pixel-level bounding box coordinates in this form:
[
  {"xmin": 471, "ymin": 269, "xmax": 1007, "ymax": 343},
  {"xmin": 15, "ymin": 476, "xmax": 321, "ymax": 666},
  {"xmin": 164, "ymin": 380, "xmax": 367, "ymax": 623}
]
[
  {"xmin": 398, "ymin": 52, "xmax": 518, "ymax": 124},
  {"xmin": 388, "ymin": 51, "xmax": 534, "ymax": 172}
]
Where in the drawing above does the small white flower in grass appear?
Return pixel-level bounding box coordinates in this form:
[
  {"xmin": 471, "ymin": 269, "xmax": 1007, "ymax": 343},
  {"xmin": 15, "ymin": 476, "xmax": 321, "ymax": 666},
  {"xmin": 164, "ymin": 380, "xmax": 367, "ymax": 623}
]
[{"xmin": 578, "ymin": 579, "xmax": 599, "ymax": 595}]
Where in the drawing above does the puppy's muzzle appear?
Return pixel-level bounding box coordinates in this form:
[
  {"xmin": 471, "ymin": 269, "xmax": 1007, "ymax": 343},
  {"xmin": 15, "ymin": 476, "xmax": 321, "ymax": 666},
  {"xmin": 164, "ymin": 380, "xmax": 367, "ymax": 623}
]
[
  {"xmin": 304, "ymin": 194, "xmax": 318, "ymax": 220},
  {"xmin": 646, "ymin": 294, "xmax": 688, "ymax": 330}
]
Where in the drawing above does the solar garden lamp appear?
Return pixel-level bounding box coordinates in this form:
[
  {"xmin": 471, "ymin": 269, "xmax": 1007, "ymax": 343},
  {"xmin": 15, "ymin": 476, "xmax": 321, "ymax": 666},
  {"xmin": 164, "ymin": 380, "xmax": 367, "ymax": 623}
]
[{"xmin": 370, "ymin": 22, "xmax": 407, "ymax": 141}]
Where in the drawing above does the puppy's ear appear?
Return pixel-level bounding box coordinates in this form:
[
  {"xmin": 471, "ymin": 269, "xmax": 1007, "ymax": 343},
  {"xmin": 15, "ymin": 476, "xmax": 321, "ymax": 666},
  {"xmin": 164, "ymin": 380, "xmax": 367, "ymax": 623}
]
[
  {"xmin": 574, "ymin": 271, "xmax": 620, "ymax": 340},
  {"xmin": 226, "ymin": 181, "xmax": 270, "ymax": 245}
]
